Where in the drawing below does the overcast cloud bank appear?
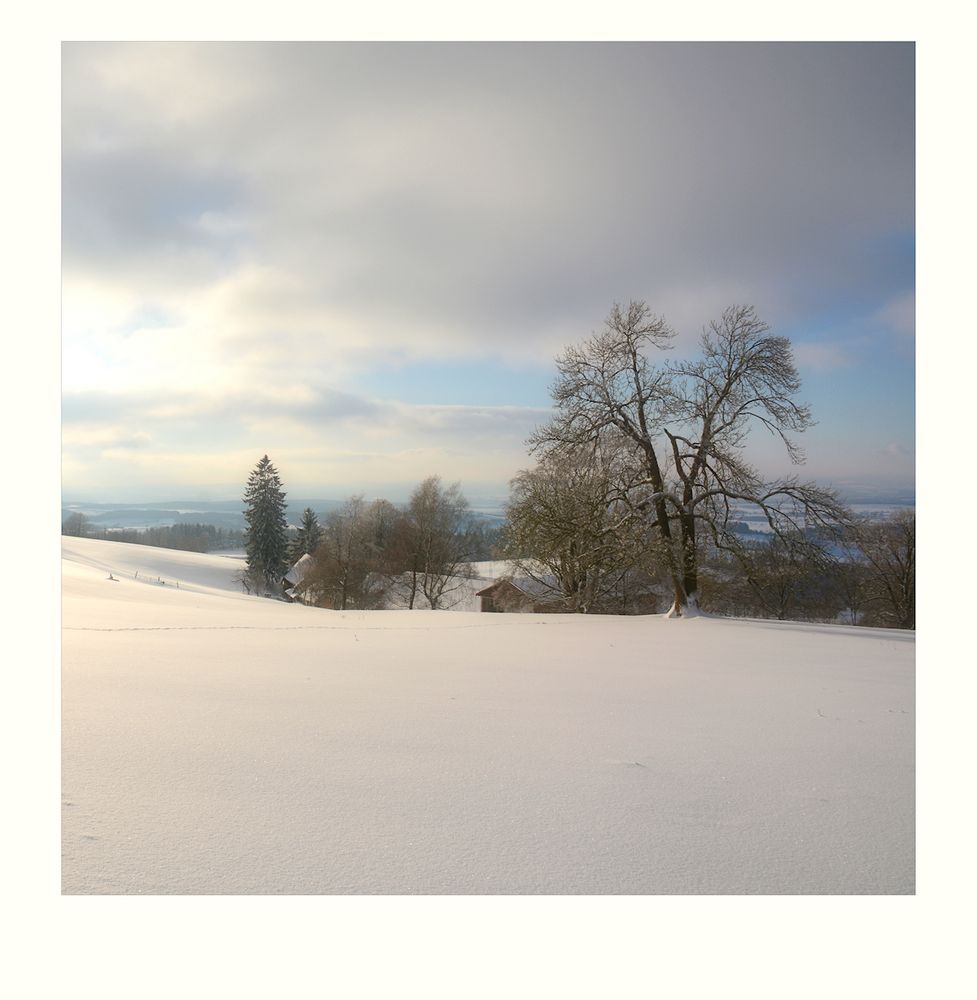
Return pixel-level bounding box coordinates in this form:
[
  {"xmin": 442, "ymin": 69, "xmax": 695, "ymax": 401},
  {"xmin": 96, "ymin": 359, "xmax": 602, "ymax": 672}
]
[{"xmin": 62, "ymin": 42, "xmax": 914, "ymax": 499}]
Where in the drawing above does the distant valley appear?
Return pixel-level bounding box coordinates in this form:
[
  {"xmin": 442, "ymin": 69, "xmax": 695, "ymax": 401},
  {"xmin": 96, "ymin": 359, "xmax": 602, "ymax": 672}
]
[{"xmin": 61, "ymin": 497, "xmax": 506, "ymax": 532}]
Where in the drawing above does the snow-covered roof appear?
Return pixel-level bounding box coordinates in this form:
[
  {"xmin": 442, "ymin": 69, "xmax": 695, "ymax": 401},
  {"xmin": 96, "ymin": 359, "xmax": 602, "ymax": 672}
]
[
  {"xmin": 510, "ymin": 575, "xmax": 559, "ymax": 598},
  {"xmin": 284, "ymin": 553, "xmax": 315, "ymax": 585},
  {"xmin": 476, "ymin": 575, "xmax": 559, "ymax": 600}
]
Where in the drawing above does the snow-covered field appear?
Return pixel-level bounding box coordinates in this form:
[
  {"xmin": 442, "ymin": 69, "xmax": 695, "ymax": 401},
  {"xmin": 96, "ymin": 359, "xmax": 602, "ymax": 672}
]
[{"xmin": 62, "ymin": 537, "xmax": 914, "ymax": 894}]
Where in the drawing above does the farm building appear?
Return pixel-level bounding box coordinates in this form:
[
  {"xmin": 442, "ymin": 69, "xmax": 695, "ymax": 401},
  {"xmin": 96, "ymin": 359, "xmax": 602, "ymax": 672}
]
[
  {"xmin": 476, "ymin": 574, "xmax": 663, "ymax": 614},
  {"xmin": 283, "ymin": 553, "xmax": 315, "ymax": 602}
]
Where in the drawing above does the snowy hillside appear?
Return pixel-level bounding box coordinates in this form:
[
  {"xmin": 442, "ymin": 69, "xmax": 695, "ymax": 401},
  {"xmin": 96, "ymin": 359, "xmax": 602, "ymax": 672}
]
[{"xmin": 62, "ymin": 537, "xmax": 914, "ymax": 894}]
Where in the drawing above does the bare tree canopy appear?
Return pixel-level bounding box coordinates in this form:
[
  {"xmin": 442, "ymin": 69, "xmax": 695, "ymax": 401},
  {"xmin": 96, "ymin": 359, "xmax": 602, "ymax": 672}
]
[
  {"xmin": 504, "ymin": 438, "xmax": 656, "ymax": 613},
  {"xmin": 845, "ymin": 510, "xmax": 915, "ymax": 629},
  {"xmin": 301, "ymin": 495, "xmax": 388, "ymax": 611},
  {"xmin": 404, "ymin": 476, "xmax": 474, "ymax": 610},
  {"xmin": 534, "ymin": 301, "xmax": 848, "ymax": 616},
  {"xmin": 293, "ymin": 482, "xmax": 482, "ymax": 612}
]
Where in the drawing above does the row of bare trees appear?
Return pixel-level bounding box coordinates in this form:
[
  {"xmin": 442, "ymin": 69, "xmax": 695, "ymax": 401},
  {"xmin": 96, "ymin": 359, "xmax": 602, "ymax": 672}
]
[
  {"xmin": 698, "ymin": 512, "xmax": 914, "ymax": 628},
  {"xmin": 295, "ymin": 476, "xmax": 493, "ymax": 610},
  {"xmin": 840, "ymin": 511, "xmax": 915, "ymax": 629}
]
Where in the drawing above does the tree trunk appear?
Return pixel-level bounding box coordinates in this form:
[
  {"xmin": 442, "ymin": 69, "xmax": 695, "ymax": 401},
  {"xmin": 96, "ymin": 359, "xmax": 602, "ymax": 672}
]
[
  {"xmin": 681, "ymin": 510, "xmax": 698, "ymax": 605},
  {"xmin": 666, "ymin": 579, "xmax": 699, "ymax": 617},
  {"xmin": 665, "ymin": 513, "xmax": 700, "ymax": 618}
]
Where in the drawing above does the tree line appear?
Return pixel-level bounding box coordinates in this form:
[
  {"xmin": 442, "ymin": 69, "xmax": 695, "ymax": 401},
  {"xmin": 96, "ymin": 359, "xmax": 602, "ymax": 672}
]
[
  {"xmin": 502, "ymin": 457, "xmax": 913, "ymax": 626},
  {"xmin": 240, "ymin": 456, "xmax": 500, "ymax": 609},
  {"xmin": 62, "ymin": 513, "xmax": 245, "ymax": 553}
]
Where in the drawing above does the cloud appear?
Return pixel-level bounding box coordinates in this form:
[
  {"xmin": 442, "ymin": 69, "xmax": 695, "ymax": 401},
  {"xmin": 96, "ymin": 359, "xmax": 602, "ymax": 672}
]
[
  {"xmin": 63, "ymin": 384, "xmax": 544, "ymax": 439},
  {"xmin": 873, "ymin": 291, "xmax": 915, "ymax": 342},
  {"xmin": 63, "ymin": 43, "xmax": 914, "ymax": 363},
  {"xmin": 61, "ymin": 381, "xmax": 547, "ymax": 495},
  {"xmin": 60, "ymin": 42, "xmax": 915, "ymax": 496},
  {"xmin": 61, "ymin": 426, "xmax": 152, "ymax": 451},
  {"xmin": 792, "ymin": 342, "xmax": 854, "ymax": 372}
]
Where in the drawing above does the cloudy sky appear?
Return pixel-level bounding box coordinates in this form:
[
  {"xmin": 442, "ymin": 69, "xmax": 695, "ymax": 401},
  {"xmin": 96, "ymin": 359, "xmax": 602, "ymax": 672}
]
[{"xmin": 62, "ymin": 41, "xmax": 914, "ymax": 504}]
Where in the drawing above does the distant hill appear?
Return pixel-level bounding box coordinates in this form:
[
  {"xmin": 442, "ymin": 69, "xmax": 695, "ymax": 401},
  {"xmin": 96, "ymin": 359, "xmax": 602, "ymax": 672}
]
[
  {"xmin": 62, "ymin": 497, "xmax": 505, "ymax": 531},
  {"xmin": 62, "ymin": 498, "xmax": 348, "ymax": 531}
]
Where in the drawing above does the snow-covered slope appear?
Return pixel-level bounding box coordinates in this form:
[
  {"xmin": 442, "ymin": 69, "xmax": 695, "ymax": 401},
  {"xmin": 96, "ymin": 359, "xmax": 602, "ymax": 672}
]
[
  {"xmin": 62, "ymin": 536, "xmax": 248, "ymax": 596},
  {"xmin": 62, "ymin": 537, "xmax": 914, "ymax": 894}
]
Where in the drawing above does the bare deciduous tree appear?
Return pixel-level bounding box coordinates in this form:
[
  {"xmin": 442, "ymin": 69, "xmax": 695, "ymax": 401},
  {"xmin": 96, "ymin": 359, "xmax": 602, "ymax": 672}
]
[
  {"xmin": 301, "ymin": 495, "xmax": 387, "ymax": 610},
  {"xmin": 848, "ymin": 510, "xmax": 915, "ymax": 629},
  {"xmin": 504, "ymin": 438, "xmax": 654, "ymax": 613},
  {"xmin": 738, "ymin": 532, "xmax": 838, "ymax": 622},
  {"xmin": 535, "ymin": 301, "xmax": 847, "ymax": 616},
  {"xmin": 393, "ymin": 476, "xmax": 473, "ymax": 610}
]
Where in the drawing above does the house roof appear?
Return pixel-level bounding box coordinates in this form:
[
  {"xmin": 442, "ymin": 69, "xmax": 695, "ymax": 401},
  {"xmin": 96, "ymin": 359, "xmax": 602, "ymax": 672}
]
[
  {"xmin": 476, "ymin": 575, "xmax": 558, "ymax": 600},
  {"xmin": 475, "ymin": 579, "xmax": 520, "ymax": 598},
  {"xmin": 284, "ymin": 553, "xmax": 315, "ymax": 585}
]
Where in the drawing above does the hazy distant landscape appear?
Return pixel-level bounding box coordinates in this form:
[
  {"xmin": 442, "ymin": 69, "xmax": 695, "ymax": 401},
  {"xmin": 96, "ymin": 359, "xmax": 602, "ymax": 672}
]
[{"xmin": 62, "ymin": 489, "xmax": 910, "ymax": 533}]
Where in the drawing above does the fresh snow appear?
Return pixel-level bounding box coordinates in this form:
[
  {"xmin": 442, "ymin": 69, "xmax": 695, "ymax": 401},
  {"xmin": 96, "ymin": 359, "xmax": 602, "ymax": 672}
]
[{"xmin": 62, "ymin": 536, "xmax": 914, "ymax": 894}]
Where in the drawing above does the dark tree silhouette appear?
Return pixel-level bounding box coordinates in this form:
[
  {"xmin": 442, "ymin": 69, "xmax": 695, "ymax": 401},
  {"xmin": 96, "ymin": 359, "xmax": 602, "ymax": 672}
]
[
  {"xmin": 242, "ymin": 455, "xmax": 289, "ymax": 596},
  {"xmin": 535, "ymin": 302, "xmax": 847, "ymax": 616},
  {"xmin": 289, "ymin": 507, "xmax": 323, "ymax": 563}
]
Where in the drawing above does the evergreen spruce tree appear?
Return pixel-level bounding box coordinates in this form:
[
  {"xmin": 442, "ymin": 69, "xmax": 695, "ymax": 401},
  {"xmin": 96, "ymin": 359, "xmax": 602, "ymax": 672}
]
[
  {"xmin": 289, "ymin": 507, "xmax": 323, "ymax": 563},
  {"xmin": 242, "ymin": 455, "xmax": 289, "ymax": 595}
]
